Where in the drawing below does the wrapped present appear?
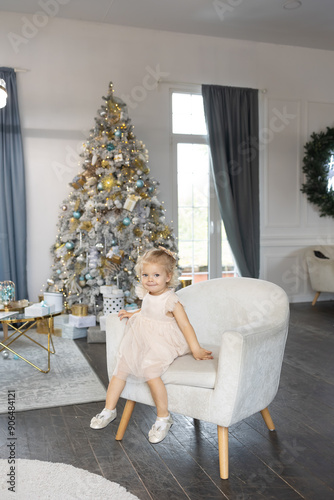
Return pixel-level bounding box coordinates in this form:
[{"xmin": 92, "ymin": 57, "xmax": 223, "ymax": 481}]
[
  {"xmin": 69, "ymin": 314, "xmax": 96, "ymax": 328},
  {"xmin": 87, "ymin": 326, "xmax": 106, "ymax": 344},
  {"xmin": 36, "ymin": 319, "xmax": 61, "ymax": 336},
  {"xmin": 71, "ymin": 304, "xmax": 88, "ymax": 316},
  {"xmin": 62, "ymin": 324, "xmax": 87, "ymax": 340},
  {"xmin": 124, "ymin": 195, "xmax": 140, "ymax": 212},
  {"xmin": 43, "ymin": 292, "xmax": 63, "ymax": 313},
  {"xmin": 71, "ymin": 175, "xmax": 86, "ymax": 189},
  {"xmin": 53, "ymin": 314, "xmax": 70, "ymax": 327},
  {"xmin": 100, "ymin": 285, "xmax": 117, "ymax": 295},
  {"xmin": 125, "ymin": 303, "xmax": 139, "ymax": 312},
  {"xmin": 103, "ymin": 289, "xmax": 124, "ymax": 315},
  {"xmin": 25, "ymin": 301, "xmax": 55, "ymax": 317},
  {"xmin": 106, "ymin": 246, "xmax": 124, "ymax": 265}
]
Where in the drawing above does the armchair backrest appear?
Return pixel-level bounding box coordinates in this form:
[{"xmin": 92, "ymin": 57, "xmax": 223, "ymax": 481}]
[{"xmin": 177, "ymin": 277, "xmax": 289, "ymax": 345}]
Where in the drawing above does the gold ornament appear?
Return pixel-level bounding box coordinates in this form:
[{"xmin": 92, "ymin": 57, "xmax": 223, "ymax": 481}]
[
  {"xmin": 80, "ymin": 220, "xmax": 93, "ymax": 232},
  {"xmin": 102, "ymin": 176, "xmax": 114, "ymax": 191},
  {"xmin": 101, "ymin": 160, "xmax": 109, "ymax": 168},
  {"xmin": 133, "ymin": 227, "xmax": 143, "ymax": 237},
  {"xmin": 70, "ymin": 218, "xmax": 80, "ymax": 231},
  {"xmin": 161, "ymin": 225, "xmax": 171, "ymax": 238},
  {"xmin": 133, "ymin": 158, "xmax": 145, "ymax": 170}
]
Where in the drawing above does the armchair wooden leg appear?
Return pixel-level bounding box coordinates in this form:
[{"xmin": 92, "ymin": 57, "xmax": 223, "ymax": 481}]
[
  {"xmin": 217, "ymin": 426, "xmax": 229, "ymax": 479},
  {"xmin": 260, "ymin": 407, "xmax": 275, "ymax": 431},
  {"xmin": 312, "ymin": 291, "xmax": 320, "ymax": 306},
  {"xmin": 115, "ymin": 400, "xmax": 136, "ymax": 441}
]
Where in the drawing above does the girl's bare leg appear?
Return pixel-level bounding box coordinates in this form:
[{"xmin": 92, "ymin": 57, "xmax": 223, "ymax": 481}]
[
  {"xmin": 147, "ymin": 377, "xmax": 169, "ymax": 417},
  {"xmin": 105, "ymin": 376, "xmax": 126, "ymax": 410}
]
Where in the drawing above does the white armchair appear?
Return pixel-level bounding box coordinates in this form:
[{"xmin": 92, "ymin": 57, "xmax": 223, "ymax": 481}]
[
  {"xmin": 106, "ymin": 277, "xmax": 289, "ymax": 479},
  {"xmin": 305, "ymin": 246, "xmax": 334, "ymax": 305}
]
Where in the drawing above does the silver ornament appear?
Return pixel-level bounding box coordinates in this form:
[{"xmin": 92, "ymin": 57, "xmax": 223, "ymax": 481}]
[
  {"xmin": 2, "ymin": 350, "xmax": 9, "ymax": 359},
  {"xmin": 62, "ymin": 205, "xmax": 68, "ymax": 211}
]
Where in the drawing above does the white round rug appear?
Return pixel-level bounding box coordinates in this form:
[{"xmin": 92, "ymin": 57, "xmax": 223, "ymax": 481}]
[{"xmin": 0, "ymin": 459, "xmax": 140, "ymax": 499}]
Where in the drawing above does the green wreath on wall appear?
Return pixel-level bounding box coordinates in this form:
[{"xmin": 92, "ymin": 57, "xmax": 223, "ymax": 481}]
[{"xmin": 301, "ymin": 126, "xmax": 334, "ymax": 217}]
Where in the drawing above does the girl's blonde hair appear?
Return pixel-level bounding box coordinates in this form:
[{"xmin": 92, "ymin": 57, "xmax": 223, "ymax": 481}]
[{"xmin": 135, "ymin": 247, "xmax": 180, "ymax": 288}]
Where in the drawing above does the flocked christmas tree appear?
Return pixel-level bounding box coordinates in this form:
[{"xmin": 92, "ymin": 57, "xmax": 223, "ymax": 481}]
[{"xmin": 46, "ymin": 82, "xmax": 177, "ymax": 314}]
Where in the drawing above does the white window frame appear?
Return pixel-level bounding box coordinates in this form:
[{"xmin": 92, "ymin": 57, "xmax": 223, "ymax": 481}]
[{"xmin": 170, "ymin": 86, "xmax": 223, "ymax": 280}]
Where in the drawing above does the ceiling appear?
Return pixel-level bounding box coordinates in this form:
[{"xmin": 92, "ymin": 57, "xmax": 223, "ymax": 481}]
[{"xmin": 1, "ymin": 0, "xmax": 334, "ymax": 51}]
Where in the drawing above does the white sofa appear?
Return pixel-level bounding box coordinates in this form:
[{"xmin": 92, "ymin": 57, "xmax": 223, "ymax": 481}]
[
  {"xmin": 305, "ymin": 245, "xmax": 334, "ymax": 305},
  {"xmin": 106, "ymin": 277, "xmax": 289, "ymax": 479}
]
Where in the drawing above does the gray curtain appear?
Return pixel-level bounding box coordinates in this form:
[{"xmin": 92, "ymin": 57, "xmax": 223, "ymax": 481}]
[
  {"xmin": 0, "ymin": 67, "xmax": 27, "ymax": 299},
  {"xmin": 202, "ymin": 84, "xmax": 259, "ymax": 278}
]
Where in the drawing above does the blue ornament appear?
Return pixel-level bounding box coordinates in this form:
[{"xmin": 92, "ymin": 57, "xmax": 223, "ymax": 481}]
[
  {"xmin": 136, "ymin": 179, "xmax": 144, "ymax": 188},
  {"xmin": 65, "ymin": 241, "xmax": 74, "ymax": 250},
  {"xmin": 56, "ymin": 269, "xmax": 61, "ymax": 274},
  {"xmin": 79, "ymin": 276, "xmax": 85, "ymax": 281},
  {"xmin": 73, "ymin": 210, "xmax": 81, "ymax": 219},
  {"xmin": 85, "ymin": 273, "xmax": 92, "ymax": 280},
  {"xmin": 148, "ymin": 186, "xmax": 154, "ymax": 193},
  {"xmin": 107, "ymin": 143, "xmax": 115, "ymax": 151},
  {"xmin": 124, "ymin": 290, "xmax": 131, "ymax": 297},
  {"xmin": 115, "ymin": 129, "xmax": 121, "ymax": 138},
  {"xmin": 111, "ymin": 239, "xmax": 117, "ymax": 246},
  {"xmin": 97, "ymin": 181, "xmax": 104, "ymax": 191},
  {"xmin": 122, "ymin": 217, "xmax": 131, "ymax": 226}
]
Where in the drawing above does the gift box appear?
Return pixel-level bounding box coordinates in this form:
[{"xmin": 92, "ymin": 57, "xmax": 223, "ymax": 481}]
[
  {"xmin": 87, "ymin": 326, "xmax": 106, "ymax": 344},
  {"xmin": 36, "ymin": 319, "xmax": 61, "ymax": 337},
  {"xmin": 69, "ymin": 314, "xmax": 96, "ymax": 328},
  {"xmin": 62, "ymin": 324, "xmax": 87, "ymax": 340},
  {"xmin": 102, "ymin": 288, "xmax": 124, "ymax": 315},
  {"xmin": 125, "ymin": 303, "xmax": 139, "ymax": 312},
  {"xmin": 100, "ymin": 285, "xmax": 118, "ymax": 295},
  {"xmin": 71, "ymin": 174, "xmax": 86, "ymax": 189},
  {"xmin": 25, "ymin": 302, "xmax": 55, "ymax": 317},
  {"xmin": 53, "ymin": 314, "xmax": 69, "ymax": 327},
  {"xmin": 71, "ymin": 304, "xmax": 88, "ymax": 316},
  {"xmin": 43, "ymin": 292, "xmax": 63, "ymax": 313}
]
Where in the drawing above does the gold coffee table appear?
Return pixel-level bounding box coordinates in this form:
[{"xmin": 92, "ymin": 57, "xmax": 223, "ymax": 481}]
[{"xmin": 0, "ymin": 310, "xmax": 62, "ymax": 373}]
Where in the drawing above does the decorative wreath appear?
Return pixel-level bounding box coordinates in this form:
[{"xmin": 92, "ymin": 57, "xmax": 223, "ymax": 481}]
[{"xmin": 301, "ymin": 127, "xmax": 334, "ymax": 217}]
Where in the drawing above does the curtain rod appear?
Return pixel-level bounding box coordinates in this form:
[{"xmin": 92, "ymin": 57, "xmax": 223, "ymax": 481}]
[
  {"xmin": 14, "ymin": 68, "xmax": 30, "ymax": 73},
  {"xmin": 158, "ymin": 79, "xmax": 267, "ymax": 93}
]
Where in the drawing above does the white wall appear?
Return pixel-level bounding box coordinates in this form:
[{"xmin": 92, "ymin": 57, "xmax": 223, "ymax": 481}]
[{"xmin": 1, "ymin": 11, "xmax": 334, "ymax": 302}]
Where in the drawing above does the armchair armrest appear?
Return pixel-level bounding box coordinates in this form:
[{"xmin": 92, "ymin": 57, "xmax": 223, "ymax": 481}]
[
  {"xmin": 212, "ymin": 314, "xmax": 289, "ymax": 427},
  {"xmin": 106, "ymin": 313, "xmax": 127, "ymax": 380}
]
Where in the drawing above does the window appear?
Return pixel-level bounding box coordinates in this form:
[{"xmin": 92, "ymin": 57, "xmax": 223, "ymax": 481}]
[
  {"xmin": 327, "ymin": 153, "xmax": 334, "ymax": 191},
  {"xmin": 171, "ymin": 91, "xmax": 237, "ymax": 284}
]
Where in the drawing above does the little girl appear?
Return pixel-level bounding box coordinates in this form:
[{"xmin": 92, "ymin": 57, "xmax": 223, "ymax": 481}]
[{"xmin": 90, "ymin": 247, "xmax": 212, "ymax": 443}]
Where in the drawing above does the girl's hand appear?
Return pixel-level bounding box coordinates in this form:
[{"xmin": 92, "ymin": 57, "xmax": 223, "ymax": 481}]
[
  {"xmin": 118, "ymin": 309, "xmax": 134, "ymax": 320},
  {"xmin": 192, "ymin": 346, "xmax": 213, "ymax": 361}
]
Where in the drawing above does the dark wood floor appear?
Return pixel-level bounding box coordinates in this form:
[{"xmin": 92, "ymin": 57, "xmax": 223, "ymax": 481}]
[{"xmin": 1, "ymin": 301, "xmax": 334, "ymax": 499}]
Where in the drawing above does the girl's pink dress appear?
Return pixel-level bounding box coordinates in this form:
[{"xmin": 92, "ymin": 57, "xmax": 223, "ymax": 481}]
[{"xmin": 114, "ymin": 289, "xmax": 190, "ymax": 382}]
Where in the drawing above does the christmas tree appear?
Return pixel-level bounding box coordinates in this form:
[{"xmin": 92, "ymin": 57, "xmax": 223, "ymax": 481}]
[{"xmin": 46, "ymin": 82, "xmax": 177, "ymax": 314}]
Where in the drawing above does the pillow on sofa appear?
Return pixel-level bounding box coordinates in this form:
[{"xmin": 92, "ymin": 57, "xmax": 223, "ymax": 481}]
[{"xmin": 314, "ymin": 250, "xmax": 329, "ymax": 259}]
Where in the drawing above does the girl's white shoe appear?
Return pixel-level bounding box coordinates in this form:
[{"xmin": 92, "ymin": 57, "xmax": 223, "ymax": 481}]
[
  {"xmin": 90, "ymin": 408, "xmax": 117, "ymax": 429},
  {"xmin": 148, "ymin": 415, "xmax": 173, "ymax": 443}
]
